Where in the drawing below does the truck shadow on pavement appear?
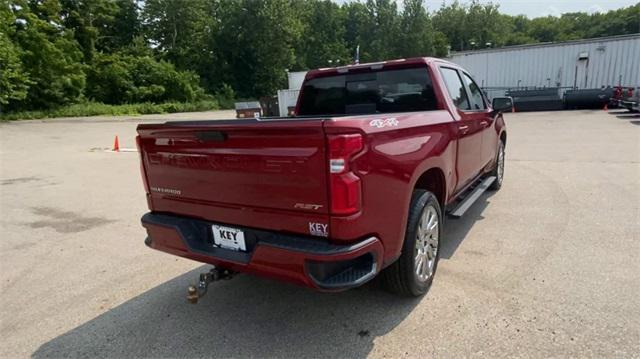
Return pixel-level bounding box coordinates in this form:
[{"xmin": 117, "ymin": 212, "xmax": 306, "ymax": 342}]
[
  {"xmin": 440, "ymin": 191, "xmax": 494, "ymax": 259},
  {"xmin": 33, "ymin": 270, "xmax": 420, "ymax": 357},
  {"xmin": 33, "ymin": 195, "xmax": 492, "ymax": 358}
]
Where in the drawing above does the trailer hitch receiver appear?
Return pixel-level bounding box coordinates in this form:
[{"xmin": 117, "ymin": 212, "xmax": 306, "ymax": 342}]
[{"xmin": 187, "ymin": 266, "xmax": 235, "ymax": 304}]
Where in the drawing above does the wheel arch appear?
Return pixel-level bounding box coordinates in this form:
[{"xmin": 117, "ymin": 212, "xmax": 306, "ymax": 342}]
[{"xmin": 413, "ymin": 167, "xmax": 447, "ymax": 209}]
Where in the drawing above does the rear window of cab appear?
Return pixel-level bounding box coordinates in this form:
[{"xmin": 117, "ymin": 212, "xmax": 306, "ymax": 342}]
[{"xmin": 298, "ymin": 67, "xmax": 438, "ymax": 116}]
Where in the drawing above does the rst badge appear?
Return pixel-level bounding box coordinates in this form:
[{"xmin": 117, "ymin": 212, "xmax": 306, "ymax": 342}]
[
  {"xmin": 309, "ymin": 222, "xmax": 328, "ymax": 237},
  {"xmin": 294, "ymin": 203, "xmax": 323, "ymax": 210}
]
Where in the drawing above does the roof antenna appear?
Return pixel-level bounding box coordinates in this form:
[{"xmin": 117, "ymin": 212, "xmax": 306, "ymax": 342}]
[{"xmin": 354, "ymin": 45, "xmax": 360, "ymax": 64}]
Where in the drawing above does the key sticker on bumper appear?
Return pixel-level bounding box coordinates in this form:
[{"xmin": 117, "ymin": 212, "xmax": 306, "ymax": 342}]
[{"xmin": 309, "ymin": 222, "xmax": 328, "ymax": 237}]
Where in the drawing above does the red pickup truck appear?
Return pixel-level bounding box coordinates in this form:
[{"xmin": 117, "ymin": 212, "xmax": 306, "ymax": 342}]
[{"xmin": 136, "ymin": 57, "xmax": 512, "ymax": 299}]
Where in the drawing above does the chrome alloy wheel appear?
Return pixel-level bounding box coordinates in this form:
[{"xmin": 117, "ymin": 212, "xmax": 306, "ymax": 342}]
[
  {"xmin": 414, "ymin": 205, "xmax": 439, "ymax": 282},
  {"xmin": 497, "ymin": 143, "xmax": 505, "ymax": 184}
]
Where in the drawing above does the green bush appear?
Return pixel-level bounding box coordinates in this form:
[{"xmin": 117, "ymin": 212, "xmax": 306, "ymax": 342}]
[
  {"xmin": 0, "ymin": 100, "xmax": 219, "ymax": 121},
  {"xmin": 215, "ymin": 84, "xmax": 237, "ymax": 109},
  {"xmin": 86, "ymin": 53, "xmax": 207, "ymax": 105}
]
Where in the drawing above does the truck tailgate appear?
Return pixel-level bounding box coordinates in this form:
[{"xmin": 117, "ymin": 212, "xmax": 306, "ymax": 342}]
[{"xmin": 137, "ymin": 120, "xmax": 329, "ymax": 220}]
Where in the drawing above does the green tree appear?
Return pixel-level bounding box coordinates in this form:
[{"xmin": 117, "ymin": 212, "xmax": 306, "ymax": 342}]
[
  {"xmin": 432, "ymin": 31, "xmax": 450, "ymax": 57},
  {"xmin": 502, "ymin": 15, "xmax": 537, "ymax": 46},
  {"xmin": 10, "ymin": 0, "xmax": 86, "ymax": 110},
  {"xmin": 100, "ymin": 0, "xmax": 141, "ymax": 52},
  {"xmin": 142, "ymin": 0, "xmax": 221, "ymax": 95},
  {"xmin": 0, "ymin": 34, "xmax": 31, "ymax": 107},
  {"xmin": 432, "ymin": 0, "xmax": 467, "ymax": 51},
  {"xmin": 295, "ymin": 0, "xmax": 350, "ymax": 69},
  {"xmin": 433, "ymin": 0, "xmax": 510, "ymax": 51},
  {"xmin": 583, "ymin": 4, "xmax": 640, "ymax": 38},
  {"xmin": 343, "ymin": 1, "xmax": 369, "ymax": 61},
  {"xmin": 364, "ymin": 0, "xmax": 399, "ymax": 61},
  {"xmin": 214, "ymin": 0, "xmax": 302, "ymax": 97},
  {"xmin": 465, "ymin": 1, "xmax": 509, "ymax": 47},
  {"xmin": 528, "ymin": 16, "xmax": 562, "ymax": 42},
  {"xmin": 142, "ymin": 0, "xmax": 212, "ymax": 70},
  {"xmin": 59, "ymin": 0, "xmax": 119, "ymax": 61},
  {"xmin": 396, "ymin": 0, "xmax": 434, "ymax": 58},
  {"xmin": 0, "ymin": 2, "xmax": 30, "ymax": 107}
]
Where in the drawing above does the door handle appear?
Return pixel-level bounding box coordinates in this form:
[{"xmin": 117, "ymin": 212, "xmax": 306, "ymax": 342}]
[
  {"xmin": 480, "ymin": 120, "xmax": 489, "ymax": 127},
  {"xmin": 458, "ymin": 125, "xmax": 469, "ymax": 134}
]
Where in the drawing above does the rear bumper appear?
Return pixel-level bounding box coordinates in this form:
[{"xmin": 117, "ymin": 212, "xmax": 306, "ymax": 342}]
[{"xmin": 141, "ymin": 212, "xmax": 383, "ymax": 291}]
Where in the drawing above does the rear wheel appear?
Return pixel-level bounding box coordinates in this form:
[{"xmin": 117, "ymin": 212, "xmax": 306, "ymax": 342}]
[
  {"xmin": 489, "ymin": 140, "xmax": 505, "ymax": 191},
  {"xmin": 381, "ymin": 190, "xmax": 441, "ymax": 297}
]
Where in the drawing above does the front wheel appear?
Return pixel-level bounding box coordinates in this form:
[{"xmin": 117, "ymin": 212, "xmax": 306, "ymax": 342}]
[
  {"xmin": 489, "ymin": 140, "xmax": 505, "ymax": 191},
  {"xmin": 381, "ymin": 190, "xmax": 442, "ymax": 297}
]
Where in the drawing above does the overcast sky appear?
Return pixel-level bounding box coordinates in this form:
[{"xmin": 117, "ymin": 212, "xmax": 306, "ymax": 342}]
[{"xmin": 336, "ymin": 0, "xmax": 638, "ymax": 18}]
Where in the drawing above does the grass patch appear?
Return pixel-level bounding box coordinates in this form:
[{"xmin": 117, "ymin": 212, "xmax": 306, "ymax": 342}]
[{"xmin": 0, "ymin": 100, "xmax": 220, "ymax": 121}]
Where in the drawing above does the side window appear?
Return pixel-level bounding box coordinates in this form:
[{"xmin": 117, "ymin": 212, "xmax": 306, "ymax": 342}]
[
  {"xmin": 439, "ymin": 67, "xmax": 470, "ymax": 110},
  {"xmin": 462, "ymin": 73, "xmax": 486, "ymax": 110}
]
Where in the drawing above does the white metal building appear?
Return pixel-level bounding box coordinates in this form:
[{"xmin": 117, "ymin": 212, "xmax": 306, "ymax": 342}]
[
  {"xmin": 277, "ymin": 71, "xmax": 306, "ymax": 116},
  {"xmin": 448, "ymin": 34, "xmax": 640, "ymax": 90}
]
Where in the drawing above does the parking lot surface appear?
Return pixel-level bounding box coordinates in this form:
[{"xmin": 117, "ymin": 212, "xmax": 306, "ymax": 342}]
[{"xmin": 1, "ymin": 109, "xmax": 639, "ymax": 358}]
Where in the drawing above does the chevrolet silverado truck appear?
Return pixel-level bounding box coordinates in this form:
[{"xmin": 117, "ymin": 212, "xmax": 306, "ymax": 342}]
[{"xmin": 136, "ymin": 57, "xmax": 512, "ymax": 300}]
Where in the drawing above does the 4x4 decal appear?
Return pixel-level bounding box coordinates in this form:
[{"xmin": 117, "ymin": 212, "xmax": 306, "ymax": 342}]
[{"xmin": 369, "ymin": 117, "xmax": 399, "ymax": 128}]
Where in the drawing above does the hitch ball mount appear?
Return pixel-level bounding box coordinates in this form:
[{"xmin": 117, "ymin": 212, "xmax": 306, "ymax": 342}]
[{"xmin": 187, "ymin": 266, "xmax": 235, "ymax": 304}]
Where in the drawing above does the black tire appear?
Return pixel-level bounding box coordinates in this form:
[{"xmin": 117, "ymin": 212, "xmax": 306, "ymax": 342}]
[
  {"xmin": 489, "ymin": 140, "xmax": 505, "ymax": 191},
  {"xmin": 381, "ymin": 190, "xmax": 442, "ymax": 297}
]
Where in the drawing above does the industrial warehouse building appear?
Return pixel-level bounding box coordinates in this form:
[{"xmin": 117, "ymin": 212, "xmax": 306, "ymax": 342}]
[
  {"xmin": 278, "ymin": 34, "xmax": 640, "ymax": 115},
  {"xmin": 449, "ymin": 34, "xmax": 640, "ymax": 95}
]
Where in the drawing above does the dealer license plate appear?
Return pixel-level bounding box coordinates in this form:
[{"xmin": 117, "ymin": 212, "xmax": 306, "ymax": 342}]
[{"xmin": 212, "ymin": 225, "xmax": 246, "ymax": 251}]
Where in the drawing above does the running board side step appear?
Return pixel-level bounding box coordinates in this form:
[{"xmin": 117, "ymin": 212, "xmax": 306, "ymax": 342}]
[{"xmin": 447, "ymin": 176, "xmax": 495, "ymax": 218}]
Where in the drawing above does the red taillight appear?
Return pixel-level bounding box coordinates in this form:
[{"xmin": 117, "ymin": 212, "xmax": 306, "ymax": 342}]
[
  {"xmin": 136, "ymin": 135, "xmax": 150, "ymax": 194},
  {"xmin": 328, "ymin": 134, "xmax": 363, "ymax": 215}
]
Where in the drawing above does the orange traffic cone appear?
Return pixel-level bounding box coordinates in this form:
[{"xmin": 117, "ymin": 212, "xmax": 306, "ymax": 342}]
[
  {"xmin": 113, "ymin": 135, "xmax": 120, "ymax": 152},
  {"xmin": 603, "ymin": 103, "xmax": 608, "ymax": 111}
]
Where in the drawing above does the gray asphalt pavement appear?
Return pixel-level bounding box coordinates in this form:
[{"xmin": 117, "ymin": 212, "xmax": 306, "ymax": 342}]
[{"xmin": 1, "ymin": 109, "xmax": 639, "ymax": 358}]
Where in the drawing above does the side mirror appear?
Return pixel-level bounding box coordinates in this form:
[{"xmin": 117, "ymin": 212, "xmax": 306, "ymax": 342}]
[{"xmin": 492, "ymin": 97, "xmax": 513, "ymax": 112}]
